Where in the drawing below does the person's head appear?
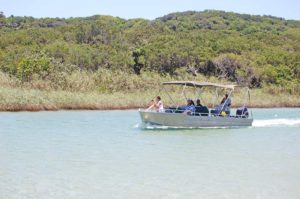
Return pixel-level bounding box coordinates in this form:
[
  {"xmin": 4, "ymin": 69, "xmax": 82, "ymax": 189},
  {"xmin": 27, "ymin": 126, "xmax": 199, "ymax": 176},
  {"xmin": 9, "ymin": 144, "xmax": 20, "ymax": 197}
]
[
  {"xmin": 225, "ymin": 94, "xmax": 228, "ymax": 98},
  {"xmin": 187, "ymin": 99, "xmax": 192, "ymax": 105},
  {"xmin": 196, "ymin": 99, "xmax": 201, "ymax": 105},
  {"xmin": 156, "ymin": 96, "xmax": 161, "ymax": 102}
]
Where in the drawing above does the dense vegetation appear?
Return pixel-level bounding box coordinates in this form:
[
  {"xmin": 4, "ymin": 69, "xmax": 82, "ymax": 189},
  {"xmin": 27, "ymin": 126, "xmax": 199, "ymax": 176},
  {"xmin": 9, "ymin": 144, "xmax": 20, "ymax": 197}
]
[{"xmin": 0, "ymin": 10, "xmax": 299, "ymax": 96}]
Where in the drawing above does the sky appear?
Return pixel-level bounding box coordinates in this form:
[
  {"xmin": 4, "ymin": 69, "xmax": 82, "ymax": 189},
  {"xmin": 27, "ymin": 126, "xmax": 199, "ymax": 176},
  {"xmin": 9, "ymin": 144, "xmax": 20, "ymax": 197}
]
[{"xmin": 1, "ymin": 0, "xmax": 300, "ymax": 20}]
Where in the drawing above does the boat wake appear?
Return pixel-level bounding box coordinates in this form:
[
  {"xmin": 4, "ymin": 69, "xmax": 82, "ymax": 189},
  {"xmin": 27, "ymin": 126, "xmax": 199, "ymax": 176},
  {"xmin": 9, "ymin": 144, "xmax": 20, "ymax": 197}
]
[
  {"xmin": 134, "ymin": 118, "xmax": 300, "ymax": 130},
  {"xmin": 134, "ymin": 123, "xmax": 184, "ymax": 130},
  {"xmin": 253, "ymin": 118, "xmax": 300, "ymax": 127}
]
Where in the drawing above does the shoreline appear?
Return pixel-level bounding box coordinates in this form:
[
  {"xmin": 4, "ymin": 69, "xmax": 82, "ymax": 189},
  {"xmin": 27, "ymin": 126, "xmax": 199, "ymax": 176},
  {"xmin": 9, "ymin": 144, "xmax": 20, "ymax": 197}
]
[
  {"xmin": 1, "ymin": 104, "xmax": 299, "ymax": 112},
  {"xmin": 1, "ymin": 86, "xmax": 300, "ymax": 112}
]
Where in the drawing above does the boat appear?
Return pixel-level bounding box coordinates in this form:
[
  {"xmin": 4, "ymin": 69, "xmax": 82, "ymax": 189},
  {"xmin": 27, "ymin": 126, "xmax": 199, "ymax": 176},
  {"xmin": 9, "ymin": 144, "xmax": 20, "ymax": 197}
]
[{"xmin": 139, "ymin": 81, "xmax": 253, "ymax": 128}]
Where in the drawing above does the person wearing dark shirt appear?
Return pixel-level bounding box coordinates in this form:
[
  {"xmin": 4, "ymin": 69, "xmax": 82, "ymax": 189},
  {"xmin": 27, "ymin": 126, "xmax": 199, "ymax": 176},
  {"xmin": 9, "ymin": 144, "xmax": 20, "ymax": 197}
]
[{"xmin": 196, "ymin": 99, "xmax": 203, "ymax": 107}]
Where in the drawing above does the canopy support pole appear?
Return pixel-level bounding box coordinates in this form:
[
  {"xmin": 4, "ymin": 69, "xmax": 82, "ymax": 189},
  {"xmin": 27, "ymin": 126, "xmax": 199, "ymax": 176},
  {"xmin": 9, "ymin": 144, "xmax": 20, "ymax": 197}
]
[{"xmin": 162, "ymin": 86, "xmax": 177, "ymax": 108}]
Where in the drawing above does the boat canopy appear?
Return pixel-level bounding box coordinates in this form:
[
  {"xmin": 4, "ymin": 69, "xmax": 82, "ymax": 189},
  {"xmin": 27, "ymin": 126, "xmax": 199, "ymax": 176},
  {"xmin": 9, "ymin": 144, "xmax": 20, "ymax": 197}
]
[{"xmin": 162, "ymin": 81, "xmax": 237, "ymax": 89}]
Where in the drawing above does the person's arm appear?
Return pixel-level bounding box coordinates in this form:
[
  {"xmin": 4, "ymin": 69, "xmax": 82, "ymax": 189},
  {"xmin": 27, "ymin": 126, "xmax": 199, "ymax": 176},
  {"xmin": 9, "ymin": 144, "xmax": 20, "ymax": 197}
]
[
  {"xmin": 183, "ymin": 106, "xmax": 192, "ymax": 114},
  {"xmin": 183, "ymin": 109, "xmax": 191, "ymax": 114},
  {"xmin": 146, "ymin": 104, "xmax": 154, "ymax": 111},
  {"xmin": 146, "ymin": 101, "xmax": 155, "ymax": 111}
]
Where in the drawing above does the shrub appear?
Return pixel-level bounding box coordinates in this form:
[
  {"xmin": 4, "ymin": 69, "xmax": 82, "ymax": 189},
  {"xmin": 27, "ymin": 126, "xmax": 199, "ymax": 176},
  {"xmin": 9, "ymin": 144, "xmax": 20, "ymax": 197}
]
[{"xmin": 16, "ymin": 52, "xmax": 52, "ymax": 81}]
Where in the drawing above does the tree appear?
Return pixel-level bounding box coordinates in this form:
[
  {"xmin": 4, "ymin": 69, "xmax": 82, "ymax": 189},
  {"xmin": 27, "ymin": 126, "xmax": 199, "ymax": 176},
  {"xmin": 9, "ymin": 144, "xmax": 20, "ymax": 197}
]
[
  {"xmin": 0, "ymin": 11, "xmax": 5, "ymax": 18},
  {"xmin": 132, "ymin": 48, "xmax": 145, "ymax": 74}
]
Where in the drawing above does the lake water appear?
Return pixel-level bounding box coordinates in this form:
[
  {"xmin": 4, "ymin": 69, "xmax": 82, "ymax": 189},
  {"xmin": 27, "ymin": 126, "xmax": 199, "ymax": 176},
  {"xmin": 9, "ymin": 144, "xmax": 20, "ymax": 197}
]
[{"xmin": 0, "ymin": 109, "xmax": 300, "ymax": 199}]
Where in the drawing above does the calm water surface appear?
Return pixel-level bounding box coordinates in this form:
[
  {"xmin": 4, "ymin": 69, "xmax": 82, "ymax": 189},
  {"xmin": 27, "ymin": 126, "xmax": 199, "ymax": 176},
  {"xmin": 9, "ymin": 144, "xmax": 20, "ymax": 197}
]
[{"xmin": 0, "ymin": 109, "xmax": 300, "ymax": 199}]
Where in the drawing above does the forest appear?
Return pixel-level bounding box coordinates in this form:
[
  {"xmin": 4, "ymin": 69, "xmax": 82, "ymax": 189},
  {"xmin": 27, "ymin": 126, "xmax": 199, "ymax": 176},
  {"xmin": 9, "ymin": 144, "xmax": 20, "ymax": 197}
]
[{"xmin": 0, "ymin": 10, "xmax": 299, "ymax": 110}]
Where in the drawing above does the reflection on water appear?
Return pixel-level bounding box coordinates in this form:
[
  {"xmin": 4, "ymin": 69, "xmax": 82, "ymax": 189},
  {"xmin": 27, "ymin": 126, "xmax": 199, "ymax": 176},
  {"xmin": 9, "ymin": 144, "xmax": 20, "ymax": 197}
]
[{"xmin": 0, "ymin": 109, "xmax": 300, "ymax": 199}]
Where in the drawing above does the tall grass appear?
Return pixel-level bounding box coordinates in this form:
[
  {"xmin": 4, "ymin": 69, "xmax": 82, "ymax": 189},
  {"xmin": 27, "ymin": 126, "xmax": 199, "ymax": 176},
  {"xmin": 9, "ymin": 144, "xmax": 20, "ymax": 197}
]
[{"xmin": 0, "ymin": 70, "xmax": 299, "ymax": 111}]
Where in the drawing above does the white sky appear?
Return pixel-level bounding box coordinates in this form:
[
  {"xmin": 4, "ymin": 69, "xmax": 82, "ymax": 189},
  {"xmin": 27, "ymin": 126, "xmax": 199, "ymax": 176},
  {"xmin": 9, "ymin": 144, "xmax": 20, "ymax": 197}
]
[{"xmin": 1, "ymin": 0, "xmax": 300, "ymax": 20}]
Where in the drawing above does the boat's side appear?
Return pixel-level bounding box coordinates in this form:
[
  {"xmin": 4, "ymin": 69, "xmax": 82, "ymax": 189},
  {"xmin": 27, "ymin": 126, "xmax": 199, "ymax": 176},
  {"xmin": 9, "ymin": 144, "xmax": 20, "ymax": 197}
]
[{"xmin": 139, "ymin": 110, "xmax": 253, "ymax": 127}]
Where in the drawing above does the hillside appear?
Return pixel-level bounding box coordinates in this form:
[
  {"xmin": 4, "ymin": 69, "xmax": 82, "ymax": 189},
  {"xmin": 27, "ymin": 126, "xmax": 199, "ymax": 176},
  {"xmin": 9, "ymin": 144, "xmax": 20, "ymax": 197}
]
[{"xmin": 0, "ymin": 10, "xmax": 299, "ymax": 110}]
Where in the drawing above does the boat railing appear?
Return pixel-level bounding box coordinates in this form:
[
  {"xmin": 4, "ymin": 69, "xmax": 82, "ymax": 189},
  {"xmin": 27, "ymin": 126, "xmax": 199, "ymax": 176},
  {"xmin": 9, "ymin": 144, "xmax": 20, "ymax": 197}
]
[{"xmin": 142, "ymin": 108, "xmax": 252, "ymax": 119}]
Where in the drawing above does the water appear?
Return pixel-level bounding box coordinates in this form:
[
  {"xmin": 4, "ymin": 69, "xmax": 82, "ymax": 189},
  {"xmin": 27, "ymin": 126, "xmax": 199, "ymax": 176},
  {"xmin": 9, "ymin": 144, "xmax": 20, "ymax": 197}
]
[{"xmin": 0, "ymin": 109, "xmax": 300, "ymax": 199}]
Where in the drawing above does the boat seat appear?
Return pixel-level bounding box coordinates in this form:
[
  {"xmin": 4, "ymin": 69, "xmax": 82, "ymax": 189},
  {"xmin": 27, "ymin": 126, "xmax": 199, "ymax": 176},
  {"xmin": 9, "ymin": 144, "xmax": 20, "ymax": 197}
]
[{"xmin": 165, "ymin": 107, "xmax": 184, "ymax": 113}]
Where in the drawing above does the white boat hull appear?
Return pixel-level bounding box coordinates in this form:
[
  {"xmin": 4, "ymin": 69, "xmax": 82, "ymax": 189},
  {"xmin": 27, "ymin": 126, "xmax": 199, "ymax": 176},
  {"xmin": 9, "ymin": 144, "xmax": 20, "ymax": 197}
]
[{"xmin": 139, "ymin": 110, "xmax": 253, "ymax": 128}]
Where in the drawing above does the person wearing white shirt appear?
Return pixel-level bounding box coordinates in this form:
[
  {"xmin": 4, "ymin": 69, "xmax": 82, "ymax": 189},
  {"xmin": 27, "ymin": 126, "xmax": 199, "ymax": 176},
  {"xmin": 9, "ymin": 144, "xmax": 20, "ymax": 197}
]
[{"xmin": 147, "ymin": 96, "xmax": 164, "ymax": 112}]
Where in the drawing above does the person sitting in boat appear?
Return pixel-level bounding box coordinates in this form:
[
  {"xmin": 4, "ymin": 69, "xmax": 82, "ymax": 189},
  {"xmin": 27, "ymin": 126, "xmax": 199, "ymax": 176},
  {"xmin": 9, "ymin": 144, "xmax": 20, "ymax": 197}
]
[
  {"xmin": 194, "ymin": 99, "xmax": 202, "ymax": 116},
  {"xmin": 183, "ymin": 99, "xmax": 195, "ymax": 115},
  {"xmin": 146, "ymin": 96, "xmax": 164, "ymax": 112},
  {"xmin": 221, "ymin": 94, "xmax": 231, "ymax": 107},
  {"xmin": 218, "ymin": 94, "xmax": 231, "ymax": 115},
  {"xmin": 195, "ymin": 99, "xmax": 209, "ymax": 116},
  {"xmin": 211, "ymin": 94, "xmax": 231, "ymax": 116},
  {"xmin": 196, "ymin": 99, "xmax": 203, "ymax": 107},
  {"xmin": 221, "ymin": 94, "xmax": 231, "ymax": 111}
]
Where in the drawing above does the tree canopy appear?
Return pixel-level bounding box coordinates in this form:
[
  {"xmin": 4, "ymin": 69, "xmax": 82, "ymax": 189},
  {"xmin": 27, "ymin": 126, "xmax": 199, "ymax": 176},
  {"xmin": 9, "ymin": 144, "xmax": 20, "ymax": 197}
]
[{"xmin": 0, "ymin": 10, "xmax": 299, "ymax": 90}]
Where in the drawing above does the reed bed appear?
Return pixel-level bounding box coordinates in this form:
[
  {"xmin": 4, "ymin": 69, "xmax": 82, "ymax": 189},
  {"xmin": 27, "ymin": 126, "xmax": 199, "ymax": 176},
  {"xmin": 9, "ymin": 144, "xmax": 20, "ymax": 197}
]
[
  {"xmin": 1, "ymin": 86, "xmax": 299, "ymax": 112},
  {"xmin": 1, "ymin": 70, "xmax": 299, "ymax": 111}
]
